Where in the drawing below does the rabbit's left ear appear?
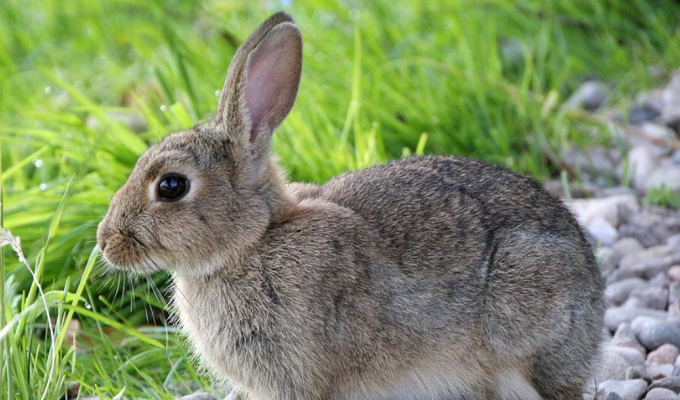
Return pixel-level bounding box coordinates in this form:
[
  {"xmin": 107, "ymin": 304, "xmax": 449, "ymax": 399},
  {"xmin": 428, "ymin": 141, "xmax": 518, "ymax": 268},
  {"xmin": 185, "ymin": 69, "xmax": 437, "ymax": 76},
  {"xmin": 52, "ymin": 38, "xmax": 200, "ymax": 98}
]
[{"xmin": 215, "ymin": 13, "xmax": 302, "ymax": 171}]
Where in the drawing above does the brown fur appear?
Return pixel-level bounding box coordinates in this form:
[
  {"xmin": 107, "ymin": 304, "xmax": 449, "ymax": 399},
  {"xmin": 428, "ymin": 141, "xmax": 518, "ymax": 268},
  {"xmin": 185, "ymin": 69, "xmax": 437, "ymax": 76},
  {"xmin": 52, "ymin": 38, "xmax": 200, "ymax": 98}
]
[{"xmin": 97, "ymin": 12, "xmax": 605, "ymax": 400}]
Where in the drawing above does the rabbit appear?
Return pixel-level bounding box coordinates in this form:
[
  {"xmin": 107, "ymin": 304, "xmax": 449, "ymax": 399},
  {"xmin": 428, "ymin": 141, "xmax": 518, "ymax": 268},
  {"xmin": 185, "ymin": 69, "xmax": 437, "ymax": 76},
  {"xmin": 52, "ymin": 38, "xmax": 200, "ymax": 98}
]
[{"xmin": 96, "ymin": 12, "xmax": 605, "ymax": 400}]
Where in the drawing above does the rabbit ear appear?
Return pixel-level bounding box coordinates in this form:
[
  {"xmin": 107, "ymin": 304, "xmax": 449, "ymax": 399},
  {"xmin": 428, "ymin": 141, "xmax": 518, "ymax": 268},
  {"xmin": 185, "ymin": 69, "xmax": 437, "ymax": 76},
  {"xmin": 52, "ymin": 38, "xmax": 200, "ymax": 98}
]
[{"xmin": 216, "ymin": 12, "xmax": 302, "ymax": 173}]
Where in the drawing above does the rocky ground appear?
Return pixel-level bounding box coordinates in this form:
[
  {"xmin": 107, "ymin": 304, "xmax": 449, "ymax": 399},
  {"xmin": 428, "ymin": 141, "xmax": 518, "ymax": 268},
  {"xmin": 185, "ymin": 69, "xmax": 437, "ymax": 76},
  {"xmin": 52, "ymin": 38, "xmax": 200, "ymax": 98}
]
[{"xmin": 560, "ymin": 69, "xmax": 680, "ymax": 400}]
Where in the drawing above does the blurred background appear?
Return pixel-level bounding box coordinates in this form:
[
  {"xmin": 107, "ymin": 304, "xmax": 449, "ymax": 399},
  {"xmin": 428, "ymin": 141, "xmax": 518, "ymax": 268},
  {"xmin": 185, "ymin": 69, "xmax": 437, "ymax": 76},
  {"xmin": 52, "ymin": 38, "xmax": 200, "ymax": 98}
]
[{"xmin": 1, "ymin": 0, "xmax": 680, "ymax": 398}]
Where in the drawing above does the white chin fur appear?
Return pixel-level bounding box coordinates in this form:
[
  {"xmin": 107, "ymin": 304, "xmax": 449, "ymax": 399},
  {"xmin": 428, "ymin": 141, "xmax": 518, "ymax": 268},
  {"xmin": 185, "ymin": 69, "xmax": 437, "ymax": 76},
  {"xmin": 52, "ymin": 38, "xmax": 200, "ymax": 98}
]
[
  {"xmin": 172, "ymin": 251, "xmax": 233, "ymax": 279},
  {"xmin": 104, "ymin": 248, "xmax": 232, "ymax": 278}
]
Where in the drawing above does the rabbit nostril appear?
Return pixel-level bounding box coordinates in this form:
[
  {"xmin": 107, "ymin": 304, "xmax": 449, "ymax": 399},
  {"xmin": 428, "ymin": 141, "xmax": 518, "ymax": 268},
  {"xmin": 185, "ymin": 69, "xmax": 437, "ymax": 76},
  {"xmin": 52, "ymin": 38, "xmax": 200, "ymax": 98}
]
[
  {"xmin": 96, "ymin": 216, "xmax": 112, "ymax": 253},
  {"xmin": 98, "ymin": 236, "xmax": 108, "ymax": 252}
]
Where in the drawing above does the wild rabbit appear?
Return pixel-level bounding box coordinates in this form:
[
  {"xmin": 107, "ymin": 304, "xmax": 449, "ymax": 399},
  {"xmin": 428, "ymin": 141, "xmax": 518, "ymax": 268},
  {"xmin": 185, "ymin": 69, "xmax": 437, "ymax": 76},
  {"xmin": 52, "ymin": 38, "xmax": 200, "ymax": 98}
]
[{"xmin": 97, "ymin": 12, "xmax": 604, "ymax": 400}]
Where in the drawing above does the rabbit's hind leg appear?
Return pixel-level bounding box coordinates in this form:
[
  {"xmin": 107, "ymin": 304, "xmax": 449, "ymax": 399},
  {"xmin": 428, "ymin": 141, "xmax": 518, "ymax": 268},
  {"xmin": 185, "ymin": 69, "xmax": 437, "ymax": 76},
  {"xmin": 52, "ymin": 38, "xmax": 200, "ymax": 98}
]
[
  {"xmin": 529, "ymin": 343, "xmax": 594, "ymax": 400},
  {"xmin": 527, "ymin": 294, "xmax": 602, "ymax": 399}
]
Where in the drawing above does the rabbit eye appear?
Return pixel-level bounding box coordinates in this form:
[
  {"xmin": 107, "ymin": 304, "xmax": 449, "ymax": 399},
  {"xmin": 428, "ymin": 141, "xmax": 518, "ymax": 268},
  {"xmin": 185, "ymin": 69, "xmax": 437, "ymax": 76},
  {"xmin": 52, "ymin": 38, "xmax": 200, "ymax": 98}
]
[{"xmin": 157, "ymin": 174, "xmax": 189, "ymax": 201}]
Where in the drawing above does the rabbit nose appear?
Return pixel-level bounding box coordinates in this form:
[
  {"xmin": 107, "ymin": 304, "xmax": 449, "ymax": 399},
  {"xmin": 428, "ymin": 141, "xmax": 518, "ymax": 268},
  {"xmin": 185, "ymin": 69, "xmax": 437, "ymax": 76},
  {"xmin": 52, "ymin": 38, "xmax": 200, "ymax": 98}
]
[
  {"xmin": 96, "ymin": 220, "xmax": 109, "ymax": 252},
  {"xmin": 99, "ymin": 236, "xmax": 108, "ymax": 252}
]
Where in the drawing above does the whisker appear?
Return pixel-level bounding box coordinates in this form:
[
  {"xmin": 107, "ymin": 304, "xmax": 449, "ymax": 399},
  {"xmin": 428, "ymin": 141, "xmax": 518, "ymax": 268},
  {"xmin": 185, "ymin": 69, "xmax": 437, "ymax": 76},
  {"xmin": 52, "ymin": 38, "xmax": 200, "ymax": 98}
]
[
  {"xmin": 129, "ymin": 273, "xmax": 137, "ymax": 313},
  {"xmin": 121, "ymin": 272, "xmax": 130, "ymax": 310},
  {"xmin": 137, "ymin": 261, "xmax": 152, "ymax": 323},
  {"xmin": 144, "ymin": 258, "xmax": 171, "ymax": 307},
  {"xmin": 114, "ymin": 269, "xmax": 122, "ymax": 301}
]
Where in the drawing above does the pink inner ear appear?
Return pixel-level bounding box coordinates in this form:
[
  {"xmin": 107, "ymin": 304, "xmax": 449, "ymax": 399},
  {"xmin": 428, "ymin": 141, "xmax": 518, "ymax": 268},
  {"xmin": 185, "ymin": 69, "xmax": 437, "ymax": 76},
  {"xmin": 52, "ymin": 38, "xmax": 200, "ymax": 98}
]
[
  {"xmin": 245, "ymin": 25, "xmax": 301, "ymax": 142},
  {"xmin": 245, "ymin": 52, "xmax": 280, "ymax": 140}
]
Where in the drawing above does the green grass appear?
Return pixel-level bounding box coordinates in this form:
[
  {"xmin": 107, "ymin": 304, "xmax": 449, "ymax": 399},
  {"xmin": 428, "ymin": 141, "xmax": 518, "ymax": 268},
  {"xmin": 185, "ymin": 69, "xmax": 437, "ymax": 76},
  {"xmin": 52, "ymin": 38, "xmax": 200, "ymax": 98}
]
[
  {"xmin": 1, "ymin": 0, "xmax": 680, "ymax": 398},
  {"xmin": 644, "ymin": 184, "xmax": 680, "ymax": 209}
]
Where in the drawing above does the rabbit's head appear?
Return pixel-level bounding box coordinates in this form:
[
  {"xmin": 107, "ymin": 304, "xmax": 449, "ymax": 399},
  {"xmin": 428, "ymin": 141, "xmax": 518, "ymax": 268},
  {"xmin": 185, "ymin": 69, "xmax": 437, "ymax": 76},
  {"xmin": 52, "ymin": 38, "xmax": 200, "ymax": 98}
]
[{"xmin": 96, "ymin": 12, "xmax": 302, "ymax": 278}]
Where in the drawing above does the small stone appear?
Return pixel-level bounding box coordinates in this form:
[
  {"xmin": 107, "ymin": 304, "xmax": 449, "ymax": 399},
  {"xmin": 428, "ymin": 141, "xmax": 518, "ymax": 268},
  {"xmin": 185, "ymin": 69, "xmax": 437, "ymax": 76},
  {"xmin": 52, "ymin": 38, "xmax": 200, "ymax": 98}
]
[
  {"xmin": 629, "ymin": 298, "xmax": 653, "ymax": 308},
  {"xmin": 619, "ymin": 227, "xmax": 661, "ymax": 249},
  {"xmin": 588, "ymin": 146, "xmax": 618, "ymax": 174},
  {"xmin": 564, "ymin": 80, "xmax": 609, "ymax": 111},
  {"xmin": 64, "ymin": 381, "xmax": 80, "ymax": 400},
  {"xmin": 607, "ymin": 278, "xmax": 650, "ymax": 306},
  {"xmin": 605, "ymin": 304, "xmax": 668, "ymax": 331},
  {"xmin": 672, "ymin": 365, "xmax": 680, "ymax": 377},
  {"xmin": 628, "ymin": 146, "xmax": 661, "ymax": 191},
  {"xmin": 630, "ymin": 286, "xmax": 669, "ymax": 310},
  {"xmin": 644, "ymin": 166, "xmax": 680, "ymax": 193},
  {"xmin": 649, "ymin": 345, "xmax": 680, "ymax": 365},
  {"xmin": 669, "ymin": 267, "xmax": 680, "ymax": 282},
  {"xmin": 599, "ymin": 344, "xmax": 646, "ymax": 381},
  {"xmin": 648, "ymin": 377, "xmax": 680, "ymax": 393},
  {"xmin": 614, "ymin": 238, "xmax": 647, "ymax": 258},
  {"xmin": 668, "ymin": 234, "xmax": 680, "ymax": 248},
  {"xmin": 609, "ymin": 269, "xmax": 645, "ymax": 285},
  {"xmin": 627, "ymin": 366, "xmax": 645, "ymax": 380},
  {"xmin": 640, "ymin": 123, "xmax": 677, "ymax": 143},
  {"xmin": 650, "ymin": 273, "xmax": 672, "ymax": 289},
  {"xmin": 628, "ymin": 104, "xmax": 661, "ymax": 124},
  {"xmin": 600, "ymin": 246, "xmax": 618, "ymax": 277},
  {"xmin": 669, "ymin": 301, "xmax": 680, "ymax": 318},
  {"xmin": 612, "ymin": 323, "xmax": 648, "ymax": 355},
  {"xmin": 569, "ymin": 194, "xmax": 639, "ymax": 228},
  {"xmin": 620, "ymin": 245, "xmax": 679, "ymax": 279},
  {"xmin": 647, "ymin": 364, "xmax": 675, "ymax": 380},
  {"xmin": 670, "ymin": 283, "xmax": 680, "ymax": 304},
  {"xmin": 599, "ymin": 238, "xmax": 642, "ymax": 278},
  {"xmin": 661, "ymin": 106, "xmax": 680, "ymax": 133},
  {"xmin": 597, "ymin": 379, "xmax": 648, "ymax": 400},
  {"xmin": 603, "ymin": 186, "xmax": 638, "ymax": 197},
  {"xmin": 589, "ymin": 217, "xmax": 619, "ymax": 245},
  {"xmin": 636, "ymin": 88, "xmax": 665, "ymax": 110},
  {"xmin": 632, "ymin": 317, "xmax": 680, "ymax": 350},
  {"xmin": 605, "ymin": 393, "xmax": 623, "ymax": 400},
  {"xmin": 650, "ymin": 216, "xmax": 680, "ymax": 244},
  {"xmin": 623, "ymin": 207, "xmax": 664, "ymax": 229},
  {"xmin": 645, "ymin": 387, "xmax": 679, "ymax": 399}
]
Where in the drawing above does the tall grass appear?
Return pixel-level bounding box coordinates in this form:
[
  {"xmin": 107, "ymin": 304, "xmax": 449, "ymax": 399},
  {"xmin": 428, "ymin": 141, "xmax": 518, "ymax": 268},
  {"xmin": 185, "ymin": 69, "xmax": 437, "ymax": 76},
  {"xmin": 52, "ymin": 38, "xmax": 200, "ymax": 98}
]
[{"xmin": 1, "ymin": 0, "xmax": 680, "ymax": 398}]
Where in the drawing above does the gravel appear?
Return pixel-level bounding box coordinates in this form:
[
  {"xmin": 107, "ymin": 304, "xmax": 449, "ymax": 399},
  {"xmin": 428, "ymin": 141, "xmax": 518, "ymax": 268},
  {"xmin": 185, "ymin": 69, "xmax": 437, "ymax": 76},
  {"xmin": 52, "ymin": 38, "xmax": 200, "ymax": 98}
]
[{"xmin": 568, "ymin": 69, "xmax": 680, "ymax": 400}]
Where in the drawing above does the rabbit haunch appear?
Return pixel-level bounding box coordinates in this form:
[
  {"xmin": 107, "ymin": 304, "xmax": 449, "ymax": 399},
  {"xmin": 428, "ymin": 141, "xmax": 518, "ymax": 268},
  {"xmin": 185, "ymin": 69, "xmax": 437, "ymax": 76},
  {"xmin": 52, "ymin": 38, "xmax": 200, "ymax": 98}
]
[{"xmin": 97, "ymin": 12, "xmax": 605, "ymax": 400}]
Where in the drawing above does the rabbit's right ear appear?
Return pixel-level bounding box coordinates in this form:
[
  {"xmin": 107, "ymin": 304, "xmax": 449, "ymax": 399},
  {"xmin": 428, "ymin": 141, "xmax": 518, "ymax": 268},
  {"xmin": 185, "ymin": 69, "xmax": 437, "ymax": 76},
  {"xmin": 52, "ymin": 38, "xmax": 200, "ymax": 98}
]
[{"xmin": 215, "ymin": 12, "xmax": 302, "ymax": 180}]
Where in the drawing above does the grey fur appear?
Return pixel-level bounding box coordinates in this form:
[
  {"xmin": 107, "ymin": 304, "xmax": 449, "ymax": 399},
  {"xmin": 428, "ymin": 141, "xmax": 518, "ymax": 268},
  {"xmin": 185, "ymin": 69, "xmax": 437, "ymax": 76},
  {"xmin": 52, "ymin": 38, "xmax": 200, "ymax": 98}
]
[{"xmin": 97, "ymin": 12, "xmax": 605, "ymax": 400}]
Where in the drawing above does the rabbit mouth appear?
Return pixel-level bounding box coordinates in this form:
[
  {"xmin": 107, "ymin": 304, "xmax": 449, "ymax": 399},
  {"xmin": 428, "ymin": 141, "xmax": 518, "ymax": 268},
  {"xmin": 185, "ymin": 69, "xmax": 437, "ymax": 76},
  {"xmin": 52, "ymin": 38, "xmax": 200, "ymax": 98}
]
[{"xmin": 99, "ymin": 228, "xmax": 166, "ymax": 274}]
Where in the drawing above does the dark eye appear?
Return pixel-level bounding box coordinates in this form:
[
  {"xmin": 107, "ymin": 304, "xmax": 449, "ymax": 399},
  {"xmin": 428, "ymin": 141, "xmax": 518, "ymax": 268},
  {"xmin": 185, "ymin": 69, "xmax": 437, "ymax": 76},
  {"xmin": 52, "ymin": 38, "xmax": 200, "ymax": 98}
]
[{"xmin": 157, "ymin": 174, "xmax": 189, "ymax": 201}]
